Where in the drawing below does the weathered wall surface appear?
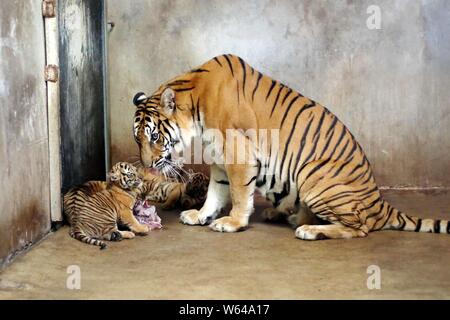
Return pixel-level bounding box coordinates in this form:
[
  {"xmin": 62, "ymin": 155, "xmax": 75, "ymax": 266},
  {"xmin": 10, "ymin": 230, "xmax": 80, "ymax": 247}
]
[
  {"xmin": 0, "ymin": 1, "xmax": 51, "ymax": 267},
  {"xmin": 59, "ymin": 0, "xmax": 106, "ymax": 192},
  {"xmin": 107, "ymin": 0, "xmax": 450, "ymax": 188}
]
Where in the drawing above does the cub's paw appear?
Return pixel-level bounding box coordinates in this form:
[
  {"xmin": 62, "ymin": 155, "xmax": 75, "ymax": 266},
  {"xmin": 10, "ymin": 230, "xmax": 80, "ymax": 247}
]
[
  {"xmin": 119, "ymin": 230, "xmax": 136, "ymax": 239},
  {"xmin": 110, "ymin": 231, "xmax": 123, "ymax": 241},
  {"xmin": 180, "ymin": 209, "xmax": 211, "ymax": 225},
  {"xmin": 261, "ymin": 207, "xmax": 284, "ymax": 222},
  {"xmin": 133, "ymin": 224, "xmax": 149, "ymax": 235},
  {"xmin": 209, "ymin": 216, "xmax": 246, "ymax": 233}
]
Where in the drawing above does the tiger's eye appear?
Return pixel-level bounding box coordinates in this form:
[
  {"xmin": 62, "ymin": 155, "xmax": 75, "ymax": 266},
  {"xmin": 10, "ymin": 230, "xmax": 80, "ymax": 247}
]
[{"xmin": 151, "ymin": 132, "xmax": 159, "ymax": 141}]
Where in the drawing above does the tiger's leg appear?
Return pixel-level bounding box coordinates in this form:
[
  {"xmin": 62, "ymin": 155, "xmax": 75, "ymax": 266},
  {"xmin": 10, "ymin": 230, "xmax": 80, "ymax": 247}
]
[
  {"xmin": 295, "ymin": 224, "xmax": 367, "ymax": 240},
  {"xmin": 209, "ymin": 161, "xmax": 258, "ymax": 233},
  {"xmin": 117, "ymin": 230, "xmax": 135, "ymax": 239},
  {"xmin": 180, "ymin": 165, "xmax": 230, "ymax": 226},
  {"xmin": 295, "ymin": 189, "xmax": 370, "ymax": 240},
  {"xmin": 119, "ymin": 209, "xmax": 149, "ymax": 235},
  {"xmin": 103, "ymin": 229, "xmax": 135, "ymax": 241}
]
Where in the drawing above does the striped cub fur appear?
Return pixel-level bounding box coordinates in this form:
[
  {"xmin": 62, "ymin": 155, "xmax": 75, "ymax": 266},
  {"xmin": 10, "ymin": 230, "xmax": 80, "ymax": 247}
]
[
  {"xmin": 64, "ymin": 162, "xmax": 149, "ymax": 249},
  {"xmin": 64, "ymin": 163, "xmax": 209, "ymax": 249},
  {"xmin": 138, "ymin": 167, "xmax": 209, "ymax": 210}
]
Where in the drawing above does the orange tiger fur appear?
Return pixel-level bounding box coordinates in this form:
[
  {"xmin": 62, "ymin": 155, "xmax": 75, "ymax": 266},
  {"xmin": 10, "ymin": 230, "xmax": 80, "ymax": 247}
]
[{"xmin": 131, "ymin": 54, "xmax": 449, "ymax": 240}]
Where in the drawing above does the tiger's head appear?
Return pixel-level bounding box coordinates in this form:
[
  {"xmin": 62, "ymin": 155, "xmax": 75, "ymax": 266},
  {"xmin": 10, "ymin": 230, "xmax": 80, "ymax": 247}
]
[
  {"xmin": 107, "ymin": 162, "xmax": 143, "ymax": 191},
  {"xmin": 132, "ymin": 87, "xmax": 196, "ymax": 175}
]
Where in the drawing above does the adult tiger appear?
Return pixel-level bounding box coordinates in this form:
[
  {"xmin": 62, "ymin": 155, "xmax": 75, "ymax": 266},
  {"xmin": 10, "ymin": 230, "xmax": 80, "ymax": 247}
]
[{"xmin": 131, "ymin": 54, "xmax": 449, "ymax": 240}]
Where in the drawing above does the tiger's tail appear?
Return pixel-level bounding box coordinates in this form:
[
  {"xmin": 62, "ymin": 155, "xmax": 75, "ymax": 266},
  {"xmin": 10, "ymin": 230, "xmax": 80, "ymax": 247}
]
[
  {"xmin": 69, "ymin": 229, "xmax": 107, "ymax": 250},
  {"xmin": 381, "ymin": 202, "xmax": 450, "ymax": 234}
]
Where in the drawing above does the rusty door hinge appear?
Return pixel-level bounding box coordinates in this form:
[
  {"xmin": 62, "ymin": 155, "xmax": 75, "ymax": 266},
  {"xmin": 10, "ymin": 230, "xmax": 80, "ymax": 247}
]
[
  {"xmin": 42, "ymin": 0, "xmax": 56, "ymax": 18},
  {"xmin": 45, "ymin": 65, "xmax": 59, "ymax": 82}
]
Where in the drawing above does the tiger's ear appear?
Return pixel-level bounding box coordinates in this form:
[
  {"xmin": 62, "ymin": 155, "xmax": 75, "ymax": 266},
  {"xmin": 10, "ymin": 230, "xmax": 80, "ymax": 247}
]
[
  {"xmin": 160, "ymin": 87, "xmax": 176, "ymax": 116},
  {"xmin": 107, "ymin": 172, "xmax": 119, "ymax": 182},
  {"xmin": 133, "ymin": 92, "xmax": 147, "ymax": 106}
]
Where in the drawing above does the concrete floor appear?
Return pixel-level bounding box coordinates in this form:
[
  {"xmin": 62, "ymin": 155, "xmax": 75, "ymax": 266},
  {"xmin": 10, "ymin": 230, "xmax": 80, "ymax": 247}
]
[{"xmin": 0, "ymin": 190, "xmax": 449, "ymax": 299}]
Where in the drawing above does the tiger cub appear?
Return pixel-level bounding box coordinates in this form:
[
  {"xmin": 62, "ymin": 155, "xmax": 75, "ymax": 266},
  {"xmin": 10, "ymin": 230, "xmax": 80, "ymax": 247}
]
[
  {"xmin": 138, "ymin": 167, "xmax": 209, "ymax": 210},
  {"xmin": 64, "ymin": 162, "xmax": 149, "ymax": 249},
  {"xmin": 64, "ymin": 162, "xmax": 209, "ymax": 249}
]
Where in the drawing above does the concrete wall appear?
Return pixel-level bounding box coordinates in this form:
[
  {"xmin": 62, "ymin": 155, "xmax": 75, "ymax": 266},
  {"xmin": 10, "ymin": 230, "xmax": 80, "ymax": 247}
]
[
  {"xmin": 59, "ymin": 0, "xmax": 106, "ymax": 192},
  {"xmin": 107, "ymin": 0, "xmax": 450, "ymax": 188},
  {"xmin": 0, "ymin": 1, "xmax": 51, "ymax": 267}
]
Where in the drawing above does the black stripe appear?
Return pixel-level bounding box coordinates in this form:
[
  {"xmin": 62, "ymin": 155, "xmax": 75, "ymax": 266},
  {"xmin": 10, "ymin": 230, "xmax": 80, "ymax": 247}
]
[
  {"xmin": 303, "ymin": 158, "xmax": 333, "ymax": 183},
  {"xmin": 270, "ymin": 155, "xmax": 278, "ymax": 189},
  {"xmin": 331, "ymin": 155, "xmax": 354, "ymax": 178},
  {"xmin": 266, "ymin": 80, "xmax": 276, "ymax": 100},
  {"xmin": 333, "ymin": 139, "xmax": 351, "ymax": 163},
  {"xmin": 307, "ymin": 183, "xmax": 343, "ymax": 203},
  {"xmin": 281, "ymin": 88, "xmax": 292, "ymax": 105},
  {"xmin": 291, "ymin": 110, "xmax": 317, "ymax": 181},
  {"xmin": 269, "ymin": 86, "xmax": 284, "ymax": 117},
  {"xmin": 311, "ymin": 186, "xmax": 375, "ymax": 209},
  {"xmin": 414, "ymin": 218, "xmax": 422, "ymax": 232},
  {"xmin": 168, "ymin": 79, "xmax": 191, "ymax": 85},
  {"xmin": 398, "ymin": 212, "xmax": 406, "ymax": 230},
  {"xmin": 286, "ymin": 154, "xmax": 293, "ymax": 184},
  {"xmin": 190, "ymin": 94, "xmax": 195, "ymax": 123},
  {"xmin": 326, "ymin": 124, "xmax": 346, "ymax": 156},
  {"xmin": 252, "ymin": 72, "xmax": 263, "ymax": 101},
  {"xmin": 404, "ymin": 214, "xmax": 416, "ymax": 226},
  {"xmin": 313, "ymin": 111, "xmax": 326, "ymax": 140},
  {"xmin": 281, "ymin": 113, "xmax": 314, "ymax": 183},
  {"xmin": 379, "ymin": 206, "xmax": 394, "ymax": 229},
  {"xmin": 213, "ymin": 56, "xmax": 223, "ymax": 67},
  {"xmin": 236, "ymin": 80, "xmax": 240, "ymax": 105},
  {"xmin": 244, "ymin": 176, "xmax": 257, "ymax": 186},
  {"xmin": 317, "ymin": 127, "xmax": 335, "ymax": 159},
  {"xmin": 273, "ymin": 182, "xmax": 290, "ymax": 207},
  {"xmin": 238, "ymin": 57, "xmax": 247, "ymax": 98},
  {"xmin": 215, "ymin": 180, "xmax": 229, "ymax": 185},
  {"xmin": 297, "ymin": 125, "xmax": 322, "ymax": 178},
  {"xmin": 190, "ymin": 68, "xmax": 209, "ymax": 73},
  {"xmin": 223, "ymin": 54, "xmax": 234, "ymax": 77},
  {"xmin": 347, "ymin": 156, "xmax": 368, "ymax": 177},
  {"xmin": 196, "ymin": 97, "xmax": 201, "ymax": 123},
  {"xmin": 434, "ymin": 219, "xmax": 441, "ymax": 233},
  {"xmin": 279, "ymin": 95, "xmax": 301, "ymax": 127},
  {"xmin": 343, "ymin": 142, "xmax": 358, "ymax": 161},
  {"xmin": 174, "ymin": 87, "xmax": 195, "ymax": 92},
  {"xmin": 256, "ymin": 175, "xmax": 266, "ymax": 188},
  {"xmin": 447, "ymin": 221, "xmax": 450, "ymax": 233},
  {"xmin": 325, "ymin": 115, "xmax": 339, "ymax": 138}
]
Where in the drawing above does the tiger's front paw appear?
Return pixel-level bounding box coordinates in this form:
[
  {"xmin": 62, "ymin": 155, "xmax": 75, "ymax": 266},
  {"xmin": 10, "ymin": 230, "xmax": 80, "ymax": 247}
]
[
  {"xmin": 180, "ymin": 209, "xmax": 212, "ymax": 225},
  {"xmin": 209, "ymin": 216, "xmax": 246, "ymax": 233}
]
